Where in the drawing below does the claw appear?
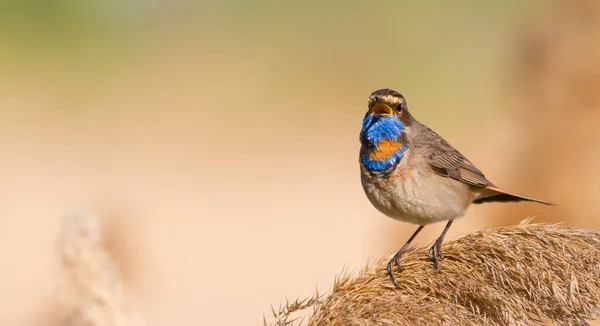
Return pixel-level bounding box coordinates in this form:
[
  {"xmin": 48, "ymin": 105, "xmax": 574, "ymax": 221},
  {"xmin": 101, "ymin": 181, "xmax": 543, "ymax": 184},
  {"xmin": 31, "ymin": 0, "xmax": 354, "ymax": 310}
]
[
  {"xmin": 386, "ymin": 259, "xmax": 395, "ymax": 283},
  {"xmin": 387, "ymin": 255, "xmax": 403, "ymax": 288},
  {"xmin": 428, "ymin": 240, "xmax": 444, "ymax": 270},
  {"xmin": 427, "ymin": 218, "xmax": 455, "ymax": 271},
  {"xmin": 387, "ymin": 225, "xmax": 426, "ymax": 288}
]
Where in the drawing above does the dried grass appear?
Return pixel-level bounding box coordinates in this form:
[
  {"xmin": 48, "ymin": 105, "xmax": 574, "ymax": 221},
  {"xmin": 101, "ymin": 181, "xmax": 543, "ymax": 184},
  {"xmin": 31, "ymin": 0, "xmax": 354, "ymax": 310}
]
[
  {"xmin": 52, "ymin": 210, "xmax": 145, "ymax": 326},
  {"xmin": 267, "ymin": 219, "xmax": 600, "ymax": 326}
]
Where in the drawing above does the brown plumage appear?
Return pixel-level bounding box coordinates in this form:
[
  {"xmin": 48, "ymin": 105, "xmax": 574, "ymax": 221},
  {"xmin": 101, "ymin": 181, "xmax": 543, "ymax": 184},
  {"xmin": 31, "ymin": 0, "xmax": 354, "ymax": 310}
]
[
  {"xmin": 359, "ymin": 88, "xmax": 554, "ymax": 288},
  {"xmin": 424, "ymin": 124, "xmax": 554, "ymax": 205}
]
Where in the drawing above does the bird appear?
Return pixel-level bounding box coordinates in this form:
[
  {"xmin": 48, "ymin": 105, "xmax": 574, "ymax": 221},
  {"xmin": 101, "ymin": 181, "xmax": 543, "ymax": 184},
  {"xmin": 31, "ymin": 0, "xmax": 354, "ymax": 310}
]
[{"xmin": 359, "ymin": 88, "xmax": 554, "ymax": 288}]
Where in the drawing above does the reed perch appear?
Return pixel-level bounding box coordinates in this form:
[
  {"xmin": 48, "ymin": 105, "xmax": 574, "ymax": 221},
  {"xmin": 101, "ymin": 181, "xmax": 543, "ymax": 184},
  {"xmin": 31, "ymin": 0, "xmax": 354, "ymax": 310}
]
[{"xmin": 267, "ymin": 219, "xmax": 600, "ymax": 326}]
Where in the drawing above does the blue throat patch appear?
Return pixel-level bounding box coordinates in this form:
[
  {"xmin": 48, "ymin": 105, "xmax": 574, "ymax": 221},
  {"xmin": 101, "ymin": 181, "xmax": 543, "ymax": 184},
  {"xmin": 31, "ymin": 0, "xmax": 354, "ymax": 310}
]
[{"xmin": 361, "ymin": 115, "xmax": 407, "ymax": 172}]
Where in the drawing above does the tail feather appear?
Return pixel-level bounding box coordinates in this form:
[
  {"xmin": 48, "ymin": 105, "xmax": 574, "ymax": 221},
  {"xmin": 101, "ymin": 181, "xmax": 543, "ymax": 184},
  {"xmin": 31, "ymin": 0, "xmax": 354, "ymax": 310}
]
[{"xmin": 473, "ymin": 186, "xmax": 555, "ymax": 206}]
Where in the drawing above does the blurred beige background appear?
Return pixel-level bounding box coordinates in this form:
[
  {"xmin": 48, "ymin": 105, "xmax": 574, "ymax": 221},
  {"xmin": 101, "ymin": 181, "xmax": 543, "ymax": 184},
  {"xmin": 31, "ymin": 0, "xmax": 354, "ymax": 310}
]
[{"xmin": 0, "ymin": 0, "xmax": 598, "ymax": 325}]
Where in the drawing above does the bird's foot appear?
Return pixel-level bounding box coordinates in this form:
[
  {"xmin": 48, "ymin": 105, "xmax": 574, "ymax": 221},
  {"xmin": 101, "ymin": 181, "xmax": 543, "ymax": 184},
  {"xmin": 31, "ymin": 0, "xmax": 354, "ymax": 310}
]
[
  {"xmin": 386, "ymin": 252, "xmax": 405, "ymax": 289},
  {"xmin": 427, "ymin": 240, "xmax": 445, "ymax": 270}
]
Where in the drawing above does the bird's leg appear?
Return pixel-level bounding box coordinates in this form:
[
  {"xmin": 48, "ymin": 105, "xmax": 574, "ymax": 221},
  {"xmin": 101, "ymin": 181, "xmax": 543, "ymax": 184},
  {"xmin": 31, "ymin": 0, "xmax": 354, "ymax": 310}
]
[
  {"xmin": 428, "ymin": 219, "xmax": 454, "ymax": 270},
  {"xmin": 387, "ymin": 225, "xmax": 424, "ymax": 288}
]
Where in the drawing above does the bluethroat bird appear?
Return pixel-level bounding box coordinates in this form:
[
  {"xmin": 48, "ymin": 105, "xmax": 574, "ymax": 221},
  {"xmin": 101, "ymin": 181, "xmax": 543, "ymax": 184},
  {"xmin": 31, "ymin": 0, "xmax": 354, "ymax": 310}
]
[{"xmin": 359, "ymin": 88, "xmax": 554, "ymax": 288}]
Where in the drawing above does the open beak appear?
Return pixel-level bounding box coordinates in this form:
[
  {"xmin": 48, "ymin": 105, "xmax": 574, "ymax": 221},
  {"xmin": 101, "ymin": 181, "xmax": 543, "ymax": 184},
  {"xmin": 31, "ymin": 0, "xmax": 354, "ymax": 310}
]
[{"xmin": 370, "ymin": 102, "xmax": 393, "ymax": 116}]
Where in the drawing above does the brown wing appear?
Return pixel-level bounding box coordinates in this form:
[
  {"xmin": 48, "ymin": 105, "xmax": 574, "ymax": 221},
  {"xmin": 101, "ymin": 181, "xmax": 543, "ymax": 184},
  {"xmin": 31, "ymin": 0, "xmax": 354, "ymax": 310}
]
[
  {"xmin": 426, "ymin": 137, "xmax": 493, "ymax": 188},
  {"xmin": 417, "ymin": 126, "xmax": 554, "ymax": 205}
]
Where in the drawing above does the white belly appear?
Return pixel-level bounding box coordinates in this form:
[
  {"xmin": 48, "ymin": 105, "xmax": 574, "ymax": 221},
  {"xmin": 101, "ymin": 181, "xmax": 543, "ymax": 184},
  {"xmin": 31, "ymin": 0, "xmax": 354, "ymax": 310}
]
[{"xmin": 361, "ymin": 163, "xmax": 473, "ymax": 225}]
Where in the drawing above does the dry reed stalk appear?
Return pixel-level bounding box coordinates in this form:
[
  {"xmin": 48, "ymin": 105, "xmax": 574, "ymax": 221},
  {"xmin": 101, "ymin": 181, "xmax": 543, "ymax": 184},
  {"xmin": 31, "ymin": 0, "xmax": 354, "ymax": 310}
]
[
  {"xmin": 267, "ymin": 219, "xmax": 600, "ymax": 326},
  {"xmin": 53, "ymin": 210, "xmax": 145, "ymax": 326}
]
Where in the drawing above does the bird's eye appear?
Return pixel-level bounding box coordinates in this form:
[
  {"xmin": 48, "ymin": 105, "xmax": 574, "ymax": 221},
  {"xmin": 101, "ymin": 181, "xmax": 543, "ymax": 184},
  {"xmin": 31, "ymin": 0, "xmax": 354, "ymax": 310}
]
[{"xmin": 396, "ymin": 104, "xmax": 403, "ymax": 112}]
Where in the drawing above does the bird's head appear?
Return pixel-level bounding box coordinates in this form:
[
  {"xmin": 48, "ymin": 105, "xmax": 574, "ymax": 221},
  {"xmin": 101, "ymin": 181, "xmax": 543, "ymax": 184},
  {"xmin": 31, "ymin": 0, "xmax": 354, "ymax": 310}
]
[
  {"xmin": 366, "ymin": 88, "xmax": 411, "ymax": 122},
  {"xmin": 361, "ymin": 88, "xmax": 412, "ymax": 146}
]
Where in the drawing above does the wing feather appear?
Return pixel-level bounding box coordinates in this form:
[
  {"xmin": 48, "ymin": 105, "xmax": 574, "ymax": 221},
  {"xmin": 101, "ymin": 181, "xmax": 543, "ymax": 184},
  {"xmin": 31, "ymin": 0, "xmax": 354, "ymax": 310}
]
[{"xmin": 424, "ymin": 130, "xmax": 493, "ymax": 188}]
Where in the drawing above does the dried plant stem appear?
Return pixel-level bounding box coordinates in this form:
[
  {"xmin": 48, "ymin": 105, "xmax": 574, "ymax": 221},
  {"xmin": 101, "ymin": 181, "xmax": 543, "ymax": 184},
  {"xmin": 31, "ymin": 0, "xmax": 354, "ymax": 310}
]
[
  {"xmin": 53, "ymin": 210, "xmax": 145, "ymax": 326},
  {"xmin": 267, "ymin": 220, "xmax": 600, "ymax": 326}
]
